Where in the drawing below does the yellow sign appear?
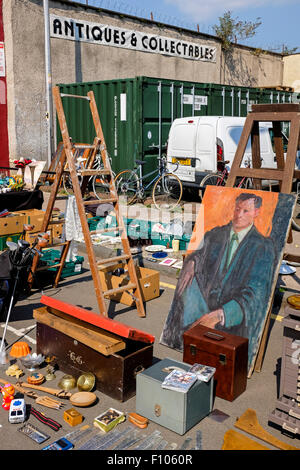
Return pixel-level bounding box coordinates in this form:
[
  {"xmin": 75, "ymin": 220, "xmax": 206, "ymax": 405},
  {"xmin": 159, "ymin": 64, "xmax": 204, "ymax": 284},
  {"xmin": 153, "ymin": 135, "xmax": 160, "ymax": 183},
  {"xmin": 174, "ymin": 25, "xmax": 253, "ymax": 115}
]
[{"xmin": 172, "ymin": 158, "xmax": 191, "ymax": 166}]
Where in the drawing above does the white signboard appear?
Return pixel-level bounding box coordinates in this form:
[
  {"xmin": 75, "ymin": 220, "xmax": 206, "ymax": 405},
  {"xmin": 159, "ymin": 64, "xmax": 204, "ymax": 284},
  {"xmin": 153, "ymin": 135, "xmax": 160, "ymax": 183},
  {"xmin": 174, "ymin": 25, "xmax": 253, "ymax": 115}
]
[
  {"xmin": 50, "ymin": 15, "xmax": 217, "ymax": 63},
  {"xmin": 183, "ymin": 94, "xmax": 208, "ymax": 106},
  {"xmin": 0, "ymin": 43, "xmax": 5, "ymax": 77}
]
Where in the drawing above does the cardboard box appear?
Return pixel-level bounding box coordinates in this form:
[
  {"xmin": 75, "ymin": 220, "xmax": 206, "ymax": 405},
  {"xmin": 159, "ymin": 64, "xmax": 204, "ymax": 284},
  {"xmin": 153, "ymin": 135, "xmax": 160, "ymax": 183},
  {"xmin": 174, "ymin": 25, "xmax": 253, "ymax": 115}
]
[
  {"xmin": 21, "ymin": 209, "xmax": 46, "ymax": 232},
  {"xmin": 51, "ymin": 221, "xmax": 64, "ymax": 239},
  {"xmin": 98, "ymin": 265, "xmax": 160, "ymax": 306},
  {"xmin": 25, "ymin": 229, "xmax": 52, "ymax": 246},
  {"xmin": 0, "ymin": 212, "xmax": 26, "ymax": 236}
]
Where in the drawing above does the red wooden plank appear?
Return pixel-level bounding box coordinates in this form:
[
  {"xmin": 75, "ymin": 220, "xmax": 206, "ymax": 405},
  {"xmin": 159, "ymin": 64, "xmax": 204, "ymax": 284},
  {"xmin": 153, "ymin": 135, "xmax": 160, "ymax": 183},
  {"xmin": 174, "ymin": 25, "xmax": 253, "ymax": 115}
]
[{"xmin": 40, "ymin": 295, "xmax": 155, "ymax": 344}]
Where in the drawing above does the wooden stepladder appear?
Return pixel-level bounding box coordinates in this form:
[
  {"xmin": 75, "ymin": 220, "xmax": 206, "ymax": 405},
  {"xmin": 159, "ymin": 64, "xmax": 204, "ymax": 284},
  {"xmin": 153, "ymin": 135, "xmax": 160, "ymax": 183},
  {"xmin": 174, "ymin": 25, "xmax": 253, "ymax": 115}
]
[
  {"xmin": 225, "ymin": 103, "xmax": 300, "ymax": 376},
  {"xmin": 226, "ymin": 103, "xmax": 300, "ymax": 192},
  {"xmin": 31, "ymin": 86, "xmax": 146, "ymax": 318}
]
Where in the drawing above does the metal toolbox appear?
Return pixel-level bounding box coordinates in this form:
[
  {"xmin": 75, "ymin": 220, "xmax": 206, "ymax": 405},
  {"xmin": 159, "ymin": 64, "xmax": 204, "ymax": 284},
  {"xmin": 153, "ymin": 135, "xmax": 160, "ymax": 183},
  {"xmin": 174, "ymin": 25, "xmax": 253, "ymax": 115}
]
[{"xmin": 136, "ymin": 357, "xmax": 213, "ymax": 435}]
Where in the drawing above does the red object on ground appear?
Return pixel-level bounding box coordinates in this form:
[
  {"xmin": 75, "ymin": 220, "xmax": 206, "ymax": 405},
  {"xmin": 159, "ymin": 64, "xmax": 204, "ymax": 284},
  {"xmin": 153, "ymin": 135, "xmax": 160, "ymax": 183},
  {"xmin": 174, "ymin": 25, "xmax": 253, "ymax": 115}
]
[{"xmin": 40, "ymin": 295, "xmax": 155, "ymax": 344}]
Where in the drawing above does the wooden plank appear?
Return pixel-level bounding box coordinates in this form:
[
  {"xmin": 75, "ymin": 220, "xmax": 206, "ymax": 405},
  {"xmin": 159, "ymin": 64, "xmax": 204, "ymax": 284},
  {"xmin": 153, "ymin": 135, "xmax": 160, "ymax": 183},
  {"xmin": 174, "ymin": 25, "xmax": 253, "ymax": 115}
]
[
  {"xmin": 253, "ymin": 296, "xmax": 274, "ymax": 373},
  {"xmin": 229, "ymin": 167, "xmax": 284, "ymax": 180},
  {"xmin": 104, "ymin": 282, "xmax": 136, "ymax": 297},
  {"xmin": 79, "ymin": 169, "xmax": 111, "ymax": 176},
  {"xmin": 40, "ymin": 295, "xmax": 155, "ymax": 344},
  {"xmin": 272, "ymin": 121, "xmax": 285, "ymax": 191},
  {"xmin": 83, "ymin": 197, "xmax": 117, "ymax": 205},
  {"xmin": 251, "ymin": 120, "xmax": 262, "ymax": 190},
  {"xmin": 251, "ymin": 103, "xmax": 300, "ymax": 113},
  {"xmin": 33, "ymin": 306, "xmax": 126, "ymax": 356},
  {"xmin": 226, "ymin": 115, "xmax": 254, "ymax": 187},
  {"xmin": 234, "ymin": 409, "xmax": 299, "ymax": 450},
  {"xmin": 97, "ymin": 254, "xmax": 130, "ymax": 265},
  {"xmin": 281, "ymin": 114, "xmax": 300, "ymax": 193},
  {"xmin": 222, "ymin": 429, "xmax": 270, "ymax": 450}
]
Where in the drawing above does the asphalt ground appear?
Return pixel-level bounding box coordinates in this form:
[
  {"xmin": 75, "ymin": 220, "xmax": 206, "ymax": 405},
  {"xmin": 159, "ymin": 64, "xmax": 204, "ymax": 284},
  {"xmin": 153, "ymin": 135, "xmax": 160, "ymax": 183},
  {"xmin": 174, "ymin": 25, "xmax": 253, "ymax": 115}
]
[{"xmin": 0, "ymin": 193, "xmax": 299, "ymax": 459}]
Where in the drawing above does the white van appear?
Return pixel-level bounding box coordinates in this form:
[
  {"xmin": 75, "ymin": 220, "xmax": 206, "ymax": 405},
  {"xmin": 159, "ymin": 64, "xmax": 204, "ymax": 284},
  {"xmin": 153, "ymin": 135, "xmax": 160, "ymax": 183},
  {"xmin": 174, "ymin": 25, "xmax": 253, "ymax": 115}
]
[{"xmin": 166, "ymin": 116, "xmax": 276, "ymax": 187}]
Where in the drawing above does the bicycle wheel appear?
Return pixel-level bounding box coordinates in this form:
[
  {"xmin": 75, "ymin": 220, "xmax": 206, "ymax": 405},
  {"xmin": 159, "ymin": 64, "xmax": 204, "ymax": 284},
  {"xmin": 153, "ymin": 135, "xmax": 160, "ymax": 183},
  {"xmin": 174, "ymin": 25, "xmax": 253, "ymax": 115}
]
[
  {"xmin": 235, "ymin": 177, "xmax": 252, "ymax": 189},
  {"xmin": 62, "ymin": 173, "xmax": 89, "ymax": 197},
  {"xmin": 200, "ymin": 173, "xmax": 226, "ymax": 199},
  {"xmin": 242, "ymin": 179, "xmax": 272, "ymax": 191},
  {"xmin": 62, "ymin": 174, "xmax": 74, "ymax": 195},
  {"xmin": 114, "ymin": 170, "xmax": 139, "ymax": 204},
  {"xmin": 91, "ymin": 173, "xmax": 115, "ymax": 200},
  {"xmin": 152, "ymin": 173, "xmax": 183, "ymax": 210}
]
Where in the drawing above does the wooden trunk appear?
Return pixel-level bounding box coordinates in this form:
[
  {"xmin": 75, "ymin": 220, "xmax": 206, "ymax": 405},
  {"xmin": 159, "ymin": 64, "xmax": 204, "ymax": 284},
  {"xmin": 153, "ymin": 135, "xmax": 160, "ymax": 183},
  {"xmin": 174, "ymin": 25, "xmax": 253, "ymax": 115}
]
[
  {"xmin": 183, "ymin": 324, "xmax": 248, "ymax": 401},
  {"xmin": 36, "ymin": 322, "xmax": 153, "ymax": 402}
]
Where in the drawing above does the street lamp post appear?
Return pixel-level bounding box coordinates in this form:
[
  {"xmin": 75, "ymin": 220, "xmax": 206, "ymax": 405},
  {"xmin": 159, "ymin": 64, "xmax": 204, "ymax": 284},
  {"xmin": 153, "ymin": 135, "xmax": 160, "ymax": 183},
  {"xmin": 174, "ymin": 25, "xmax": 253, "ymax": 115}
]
[{"xmin": 43, "ymin": 0, "xmax": 54, "ymax": 168}]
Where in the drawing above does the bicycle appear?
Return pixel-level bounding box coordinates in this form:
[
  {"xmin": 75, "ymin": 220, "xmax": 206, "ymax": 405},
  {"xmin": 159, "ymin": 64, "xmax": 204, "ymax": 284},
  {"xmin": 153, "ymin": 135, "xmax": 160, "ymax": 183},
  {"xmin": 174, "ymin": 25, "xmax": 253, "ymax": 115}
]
[
  {"xmin": 199, "ymin": 159, "xmax": 272, "ymax": 200},
  {"xmin": 62, "ymin": 149, "xmax": 115, "ymax": 200},
  {"xmin": 114, "ymin": 156, "xmax": 183, "ymax": 210}
]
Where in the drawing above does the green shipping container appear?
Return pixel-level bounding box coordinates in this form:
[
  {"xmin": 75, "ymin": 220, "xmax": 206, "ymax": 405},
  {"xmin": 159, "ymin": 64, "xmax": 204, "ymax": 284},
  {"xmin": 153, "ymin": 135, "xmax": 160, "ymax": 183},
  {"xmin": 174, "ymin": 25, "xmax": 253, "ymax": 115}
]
[{"xmin": 57, "ymin": 77, "xmax": 295, "ymax": 177}]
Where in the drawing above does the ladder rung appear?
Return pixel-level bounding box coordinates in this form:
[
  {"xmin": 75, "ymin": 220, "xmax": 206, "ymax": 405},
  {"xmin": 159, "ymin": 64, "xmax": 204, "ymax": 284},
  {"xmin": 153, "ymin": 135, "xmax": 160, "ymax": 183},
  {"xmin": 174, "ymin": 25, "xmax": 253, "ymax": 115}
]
[
  {"xmin": 97, "ymin": 254, "xmax": 130, "ymax": 266},
  {"xmin": 42, "ymin": 241, "xmax": 69, "ymax": 248},
  {"xmin": 90, "ymin": 227, "xmax": 122, "ymax": 235},
  {"xmin": 83, "ymin": 197, "xmax": 117, "ymax": 205},
  {"xmin": 79, "ymin": 169, "xmax": 111, "ymax": 176},
  {"xmin": 73, "ymin": 144, "xmax": 96, "ymax": 149},
  {"xmin": 61, "ymin": 93, "xmax": 90, "ymax": 101},
  {"xmin": 48, "ymin": 220, "xmax": 65, "ymax": 225},
  {"xmin": 104, "ymin": 282, "xmax": 137, "ymax": 297}
]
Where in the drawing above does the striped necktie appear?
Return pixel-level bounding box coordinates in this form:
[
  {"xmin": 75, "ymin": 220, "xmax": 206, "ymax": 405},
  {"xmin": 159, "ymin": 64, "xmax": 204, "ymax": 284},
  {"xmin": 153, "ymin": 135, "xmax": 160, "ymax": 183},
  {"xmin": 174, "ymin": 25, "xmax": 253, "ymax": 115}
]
[{"xmin": 226, "ymin": 232, "xmax": 239, "ymax": 268}]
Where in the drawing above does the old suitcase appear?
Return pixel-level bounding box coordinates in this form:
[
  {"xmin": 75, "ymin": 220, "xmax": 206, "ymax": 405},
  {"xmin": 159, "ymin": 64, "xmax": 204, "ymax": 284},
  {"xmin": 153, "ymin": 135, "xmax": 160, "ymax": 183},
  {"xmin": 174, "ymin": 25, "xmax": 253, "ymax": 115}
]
[
  {"xmin": 35, "ymin": 296, "xmax": 154, "ymax": 402},
  {"xmin": 136, "ymin": 357, "xmax": 213, "ymax": 435},
  {"xmin": 183, "ymin": 324, "xmax": 248, "ymax": 401}
]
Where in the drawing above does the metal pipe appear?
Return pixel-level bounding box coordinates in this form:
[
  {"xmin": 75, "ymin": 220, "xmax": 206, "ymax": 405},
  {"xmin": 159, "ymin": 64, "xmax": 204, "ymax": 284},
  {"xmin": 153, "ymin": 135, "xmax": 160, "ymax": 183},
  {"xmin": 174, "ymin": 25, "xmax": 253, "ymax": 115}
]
[
  {"xmin": 43, "ymin": 0, "xmax": 54, "ymax": 168},
  {"xmin": 158, "ymin": 81, "xmax": 162, "ymax": 158},
  {"xmin": 222, "ymin": 87, "xmax": 225, "ymax": 116},
  {"xmin": 170, "ymin": 83, "xmax": 174, "ymax": 123},
  {"xmin": 191, "ymin": 86, "xmax": 195, "ymax": 117}
]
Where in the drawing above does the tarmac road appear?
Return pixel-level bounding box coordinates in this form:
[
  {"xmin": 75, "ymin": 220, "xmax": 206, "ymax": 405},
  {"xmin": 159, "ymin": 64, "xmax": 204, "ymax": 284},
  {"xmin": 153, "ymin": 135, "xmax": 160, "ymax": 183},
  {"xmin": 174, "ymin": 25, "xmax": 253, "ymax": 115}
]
[
  {"xmin": 0, "ymin": 193, "xmax": 299, "ymax": 453},
  {"xmin": 0, "ymin": 259, "xmax": 299, "ymax": 453}
]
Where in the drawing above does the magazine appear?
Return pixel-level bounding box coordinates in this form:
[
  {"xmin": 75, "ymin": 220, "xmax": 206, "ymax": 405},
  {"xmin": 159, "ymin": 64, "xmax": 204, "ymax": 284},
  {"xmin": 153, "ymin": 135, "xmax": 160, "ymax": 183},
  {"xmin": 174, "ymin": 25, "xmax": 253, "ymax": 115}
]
[
  {"xmin": 161, "ymin": 369, "xmax": 198, "ymax": 393},
  {"xmin": 189, "ymin": 363, "xmax": 216, "ymax": 382}
]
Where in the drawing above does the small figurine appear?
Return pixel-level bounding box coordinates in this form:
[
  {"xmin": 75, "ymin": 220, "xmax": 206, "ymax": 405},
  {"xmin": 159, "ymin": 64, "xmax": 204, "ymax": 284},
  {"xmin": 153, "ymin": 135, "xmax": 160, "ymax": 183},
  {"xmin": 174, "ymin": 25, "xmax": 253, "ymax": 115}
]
[
  {"xmin": 1, "ymin": 383, "xmax": 15, "ymax": 410},
  {"xmin": 5, "ymin": 363, "xmax": 24, "ymax": 379},
  {"xmin": 45, "ymin": 365, "xmax": 56, "ymax": 381}
]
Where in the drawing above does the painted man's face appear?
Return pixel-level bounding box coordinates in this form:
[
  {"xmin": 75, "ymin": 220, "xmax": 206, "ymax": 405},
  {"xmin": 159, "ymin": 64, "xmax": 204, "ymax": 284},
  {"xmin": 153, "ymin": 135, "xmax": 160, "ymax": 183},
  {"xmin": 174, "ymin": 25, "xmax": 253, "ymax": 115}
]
[{"xmin": 232, "ymin": 199, "xmax": 260, "ymax": 232}]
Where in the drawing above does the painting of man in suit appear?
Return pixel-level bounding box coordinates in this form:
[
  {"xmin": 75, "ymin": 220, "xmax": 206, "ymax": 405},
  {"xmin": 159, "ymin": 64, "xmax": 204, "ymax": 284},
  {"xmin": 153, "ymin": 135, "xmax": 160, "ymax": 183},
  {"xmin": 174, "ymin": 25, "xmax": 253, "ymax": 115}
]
[{"xmin": 160, "ymin": 187, "xmax": 296, "ymax": 370}]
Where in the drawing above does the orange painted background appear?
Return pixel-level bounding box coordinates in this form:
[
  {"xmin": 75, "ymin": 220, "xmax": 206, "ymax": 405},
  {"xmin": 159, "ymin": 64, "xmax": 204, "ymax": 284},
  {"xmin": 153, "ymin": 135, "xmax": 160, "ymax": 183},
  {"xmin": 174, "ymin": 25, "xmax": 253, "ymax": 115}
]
[{"xmin": 188, "ymin": 186, "xmax": 279, "ymax": 253}]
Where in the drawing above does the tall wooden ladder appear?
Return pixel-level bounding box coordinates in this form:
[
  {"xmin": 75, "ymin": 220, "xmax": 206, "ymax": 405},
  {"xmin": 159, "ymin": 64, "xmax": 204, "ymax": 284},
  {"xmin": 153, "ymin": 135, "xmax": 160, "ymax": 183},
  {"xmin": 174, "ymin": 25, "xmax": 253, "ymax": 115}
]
[
  {"xmin": 30, "ymin": 86, "xmax": 146, "ymax": 318},
  {"xmin": 225, "ymin": 103, "xmax": 300, "ymax": 376}
]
